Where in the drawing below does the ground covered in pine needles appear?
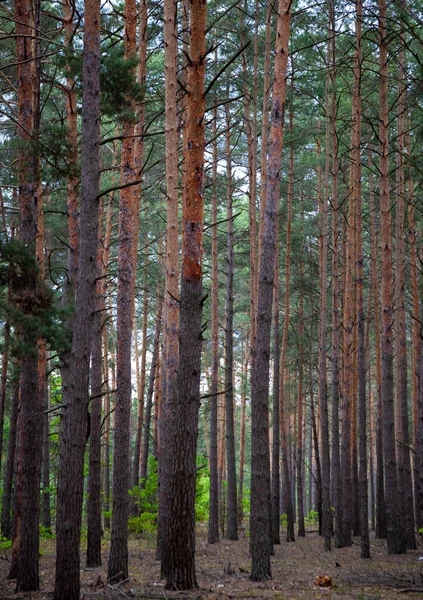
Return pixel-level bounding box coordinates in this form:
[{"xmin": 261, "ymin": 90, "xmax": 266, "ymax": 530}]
[{"xmin": 1, "ymin": 528, "xmax": 423, "ymax": 599}]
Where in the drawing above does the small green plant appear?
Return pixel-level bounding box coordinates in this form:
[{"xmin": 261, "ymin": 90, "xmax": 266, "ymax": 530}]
[
  {"xmin": 128, "ymin": 456, "xmax": 158, "ymax": 535},
  {"xmin": 280, "ymin": 513, "xmax": 287, "ymax": 531},
  {"xmin": 39, "ymin": 525, "xmax": 54, "ymax": 540},
  {"xmin": 305, "ymin": 509, "xmax": 319, "ymax": 527}
]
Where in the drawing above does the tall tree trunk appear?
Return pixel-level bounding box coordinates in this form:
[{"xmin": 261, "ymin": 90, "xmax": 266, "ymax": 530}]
[
  {"xmin": 164, "ymin": 0, "xmax": 206, "ymax": 588},
  {"xmin": 407, "ymin": 129, "xmax": 421, "ymax": 531},
  {"xmin": 107, "ymin": 0, "xmax": 140, "ymax": 580},
  {"xmin": 297, "ymin": 230, "xmax": 305, "ymax": 538},
  {"xmin": 368, "ymin": 150, "xmax": 386, "ymax": 539},
  {"xmin": 224, "ymin": 102, "xmax": 238, "ymax": 540},
  {"xmin": 250, "ymin": 0, "xmax": 291, "ymax": 582},
  {"xmin": 318, "ymin": 118, "xmax": 331, "ymax": 551},
  {"xmin": 86, "ymin": 206, "xmax": 105, "ymax": 568},
  {"xmin": 157, "ymin": 0, "xmax": 178, "ymax": 564},
  {"xmin": 378, "ymin": 0, "xmax": 406, "ymax": 555},
  {"xmin": 271, "ymin": 220, "xmax": 280, "ymax": 545},
  {"xmin": 279, "ymin": 89, "xmax": 295, "ymax": 544},
  {"xmin": 14, "ymin": 0, "xmax": 44, "ymax": 589},
  {"xmin": 330, "ymin": 0, "xmax": 341, "ymax": 546},
  {"xmin": 41, "ymin": 379, "xmax": 51, "ymax": 532},
  {"xmin": 54, "ymin": 0, "xmax": 101, "ymax": 593},
  {"xmin": 208, "ymin": 101, "xmax": 219, "ymax": 544},
  {"xmin": 394, "ymin": 18, "xmax": 415, "ymax": 550}
]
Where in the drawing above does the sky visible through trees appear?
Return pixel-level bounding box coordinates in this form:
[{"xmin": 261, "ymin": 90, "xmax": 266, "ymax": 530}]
[{"xmin": 1, "ymin": 0, "xmax": 423, "ymax": 596}]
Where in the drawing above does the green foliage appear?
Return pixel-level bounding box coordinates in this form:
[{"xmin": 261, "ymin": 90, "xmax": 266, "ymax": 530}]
[
  {"xmin": 0, "ymin": 237, "xmax": 72, "ymax": 357},
  {"xmin": 39, "ymin": 525, "xmax": 54, "ymax": 540},
  {"xmin": 305, "ymin": 510, "xmax": 319, "ymax": 527},
  {"xmin": 129, "ymin": 456, "xmax": 158, "ymax": 534},
  {"xmin": 100, "ymin": 46, "xmax": 144, "ymax": 121},
  {"xmin": 195, "ymin": 467, "xmax": 210, "ymax": 523}
]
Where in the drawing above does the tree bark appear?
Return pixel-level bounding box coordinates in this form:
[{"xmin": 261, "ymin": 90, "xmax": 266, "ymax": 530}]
[
  {"xmin": 1, "ymin": 376, "xmax": 20, "ymax": 539},
  {"xmin": 208, "ymin": 100, "xmax": 219, "ymax": 544},
  {"xmin": 164, "ymin": 0, "xmax": 206, "ymax": 588},
  {"xmin": 224, "ymin": 102, "xmax": 238, "ymax": 541},
  {"xmin": 54, "ymin": 0, "xmax": 101, "ymax": 593},
  {"xmin": 378, "ymin": 0, "xmax": 406, "ymax": 555},
  {"xmin": 250, "ymin": 0, "xmax": 291, "ymax": 582}
]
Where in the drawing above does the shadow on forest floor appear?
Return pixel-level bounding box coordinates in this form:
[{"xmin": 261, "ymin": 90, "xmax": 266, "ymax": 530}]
[{"xmin": 1, "ymin": 529, "xmax": 423, "ymax": 599}]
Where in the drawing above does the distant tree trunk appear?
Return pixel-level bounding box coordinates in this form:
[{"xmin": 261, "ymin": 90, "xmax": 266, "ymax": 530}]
[
  {"xmin": 330, "ymin": 0, "xmax": 341, "ymax": 545},
  {"xmin": 157, "ymin": 0, "xmax": 178, "ymax": 564},
  {"xmin": 378, "ymin": 0, "xmax": 406, "ymax": 555},
  {"xmin": 318, "ymin": 124, "xmax": 331, "ymax": 550},
  {"xmin": 224, "ymin": 103, "xmax": 238, "ymax": 541},
  {"xmin": 0, "ymin": 319, "xmax": 10, "ymax": 471},
  {"xmin": 164, "ymin": 0, "xmax": 206, "ymax": 588},
  {"xmin": 250, "ymin": 0, "xmax": 291, "ymax": 582},
  {"xmin": 1, "ymin": 377, "xmax": 20, "ymax": 539},
  {"xmin": 140, "ymin": 299, "xmax": 163, "ymax": 486},
  {"xmin": 41, "ymin": 381, "xmax": 51, "ymax": 532},
  {"xmin": 368, "ymin": 150, "xmax": 386, "ymax": 539},
  {"xmin": 107, "ymin": 0, "xmax": 140, "ymax": 580},
  {"xmin": 208, "ymin": 101, "xmax": 219, "ymax": 544},
  {"xmin": 102, "ymin": 325, "xmax": 111, "ymax": 530},
  {"xmin": 238, "ymin": 339, "xmax": 248, "ymax": 525},
  {"xmin": 54, "ymin": 0, "xmax": 101, "ymax": 593},
  {"xmin": 297, "ymin": 240, "xmax": 305, "ymax": 538}
]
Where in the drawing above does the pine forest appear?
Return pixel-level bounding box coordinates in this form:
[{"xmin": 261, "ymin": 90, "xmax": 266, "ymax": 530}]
[{"xmin": 1, "ymin": 0, "xmax": 423, "ymax": 598}]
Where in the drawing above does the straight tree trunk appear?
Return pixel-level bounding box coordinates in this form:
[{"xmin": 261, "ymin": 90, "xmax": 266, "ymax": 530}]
[
  {"xmin": 378, "ymin": 0, "xmax": 406, "ymax": 555},
  {"xmin": 157, "ymin": 0, "xmax": 178, "ymax": 564},
  {"xmin": 368, "ymin": 150, "xmax": 386, "ymax": 539},
  {"xmin": 208, "ymin": 101, "xmax": 219, "ymax": 544},
  {"xmin": 318, "ymin": 122, "xmax": 332, "ymax": 551},
  {"xmin": 86, "ymin": 207, "xmax": 105, "ymax": 568},
  {"xmin": 15, "ymin": 0, "xmax": 44, "ymax": 589},
  {"xmin": 54, "ymin": 0, "xmax": 101, "ymax": 593},
  {"xmin": 107, "ymin": 0, "xmax": 140, "ymax": 580},
  {"xmin": 250, "ymin": 0, "xmax": 291, "ymax": 582},
  {"xmin": 238, "ymin": 339, "xmax": 248, "ymax": 525},
  {"xmin": 41, "ymin": 380, "xmax": 51, "ymax": 532},
  {"xmin": 297, "ymin": 241, "xmax": 305, "ymax": 538},
  {"xmin": 279, "ymin": 92, "xmax": 295, "ymax": 544},
  {"xmin": 164, "ymin": 0, "xmax": 206, "ymax": 588},
  {"xmin": 140, "ymin": 298, "xmax": 163, "ymax": 486},
  {"xmin": 224, "ymin": 102, "xmax": 237, "ymax": 541},
  {"xmin": 271, "ymin": 220, "xmax": 281, "ymax": 545},
  {"xmin": 394, "ymin": 21, "xmax": 415, "ymax": 550}
]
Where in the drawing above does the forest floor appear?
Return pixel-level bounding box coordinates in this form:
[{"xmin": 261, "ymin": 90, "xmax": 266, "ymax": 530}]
[{"xmin": 1, "ymin": 527, "xmax": 423, "ymax": 600}]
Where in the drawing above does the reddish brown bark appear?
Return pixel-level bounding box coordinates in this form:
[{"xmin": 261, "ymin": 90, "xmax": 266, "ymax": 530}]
[{"xmin": 164, "ymin": 0, "xmax": 206, "ymax": 588}]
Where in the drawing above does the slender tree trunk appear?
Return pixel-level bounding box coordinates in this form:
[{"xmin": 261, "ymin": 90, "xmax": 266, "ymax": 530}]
[
  {"xmin": 107, "ymin": 0, "xmax": 140, "ymax": 579},
  {"xmin": 140, "ymin": 299, "xmax": 163, "ymax": 486},
  {"xmin": 394, "ymin": 20, "xmax": 415, "ymax": 550},
  {"xmin": 224, "ymin": 103, "xmax": 237, "ymax": 540},
  {"xmin": 158, "ymin": 0, "xmax": 179, "ymax": 564},
  {"xmin": 41, "ymin": 379, "xmax": 51, "ymax": 532},
  {"xmin": 318, "ymin": 122, "xmax": 331, "ymax": 550},
  {"xmin": 378, "ymin": 0, "xmax": 406, "ymax": 555},
  {"xmin": 279, "ymin": 90, "xmax": 295, "ymax": 544},
  {"xmin": 368, "ymin": 150, "xmax": 386, "ymax": 539},
  {"xmin": 208, "ymin": 101, "xmax": 219, "ymax": 544},
  {"xmin": 330, "ymin": 0, "xmax": 341, "ymax": 544},
  {"xmin": 250, "ymin": 0, "xmax": 291, "ymax": 581},
  {"xmin": 54, "ymin": 0, "xmax": 101, "ymax": 593},
  {"xmin": 103, "ymin": 325, "xmax": 111, "ymax": 530},
  {"xmin": 297, "ymin": 238, "xmax": 305, "ymax": 538},
  {"xmin": 238, "ymin": 339, "xmax": 248, "ymax": 525},
  {"xmin": 164, "ymin": 0, "xmax": 206, "ymax": 588}
]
